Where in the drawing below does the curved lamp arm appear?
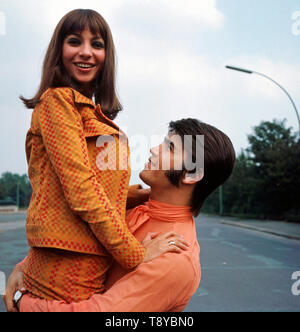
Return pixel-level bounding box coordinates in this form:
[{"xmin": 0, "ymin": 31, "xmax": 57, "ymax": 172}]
[{"xmin": 226, "ymin": 65, "xmax": 300, "ymax": 136}]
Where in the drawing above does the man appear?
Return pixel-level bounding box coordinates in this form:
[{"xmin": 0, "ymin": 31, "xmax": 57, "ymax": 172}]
[{"xmin": 4, "ymin": 118, "xmax": 235, "ymax": 312}]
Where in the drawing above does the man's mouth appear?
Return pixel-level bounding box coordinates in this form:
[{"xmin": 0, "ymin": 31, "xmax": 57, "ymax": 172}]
[{"xmin": 145, "ymin": 158, "xmax": 159, "ymax": 170}]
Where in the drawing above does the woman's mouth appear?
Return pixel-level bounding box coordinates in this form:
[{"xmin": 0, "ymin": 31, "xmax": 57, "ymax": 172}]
[{"xmin": 74, "ymin": 63, "xmax": 96, "ymax": 72}]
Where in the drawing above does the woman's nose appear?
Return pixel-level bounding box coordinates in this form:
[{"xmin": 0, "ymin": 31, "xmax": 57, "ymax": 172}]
[{"xmin": 79, "ymin": 43, "xmax": 92, "ymax": 58}]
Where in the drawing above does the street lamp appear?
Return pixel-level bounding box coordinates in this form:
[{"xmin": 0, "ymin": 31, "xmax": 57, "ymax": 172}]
[
  {"xmin": 225, "ymin": 65, "xmax": 300, "ymax": 136},
  {"xmin": 16, "ymin": 182, "xmax": 20, "ymax": 211}
]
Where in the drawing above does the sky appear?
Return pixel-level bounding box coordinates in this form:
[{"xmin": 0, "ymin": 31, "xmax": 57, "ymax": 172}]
[{"xmin": 0, "ymin": 0, "xmax": 299, "ymax": 185}]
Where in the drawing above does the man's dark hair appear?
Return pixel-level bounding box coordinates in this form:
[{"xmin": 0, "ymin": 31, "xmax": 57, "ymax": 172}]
[{"xmin": 166, "ymin": 118, "xmax": 236, "ymax": 217}]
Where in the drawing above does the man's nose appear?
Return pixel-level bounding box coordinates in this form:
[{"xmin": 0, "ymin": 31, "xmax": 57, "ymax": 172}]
[{"xmin": 150, "ymin": 145, "xmax": 160, "ymax": 156}]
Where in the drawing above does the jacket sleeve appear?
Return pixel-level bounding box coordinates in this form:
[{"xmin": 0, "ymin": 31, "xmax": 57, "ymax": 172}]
[{"xmin": 37, "ymin": 88, "xmax": 145, "ymax": 269}]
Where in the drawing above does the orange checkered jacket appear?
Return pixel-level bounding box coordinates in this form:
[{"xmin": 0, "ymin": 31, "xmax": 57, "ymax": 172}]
[{"xmin": 23, "ymin": 87, "xmax": 146, "ymax": 302}]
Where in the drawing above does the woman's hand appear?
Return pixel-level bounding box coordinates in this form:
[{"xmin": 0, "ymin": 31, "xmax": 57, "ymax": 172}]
[
  {"xmin": 142, "ymin": 231, "xmax": 190, "ymax": 263},
  {"xmin": 2, "ymin": 264, "xmax": 25, "ymax": 312}
]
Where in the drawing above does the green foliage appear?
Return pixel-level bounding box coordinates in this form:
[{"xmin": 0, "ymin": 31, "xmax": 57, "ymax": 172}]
[
  {"xmin": 0, "ymin": 172, "xmax": 32, "ymax": 208},
  {"xmin": 202, "ymin": 119, "xmax": 300, "ymax": 222}
]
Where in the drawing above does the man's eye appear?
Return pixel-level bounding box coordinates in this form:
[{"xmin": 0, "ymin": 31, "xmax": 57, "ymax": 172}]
[{"xmin": 166, "ymin": 142, "xmax": 174, "ymax": 151}]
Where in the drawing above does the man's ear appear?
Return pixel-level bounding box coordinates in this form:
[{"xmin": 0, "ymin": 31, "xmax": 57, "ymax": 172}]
[{"xmin": 182, "ymin": 169, "xmax": 204, "ymax": 185}]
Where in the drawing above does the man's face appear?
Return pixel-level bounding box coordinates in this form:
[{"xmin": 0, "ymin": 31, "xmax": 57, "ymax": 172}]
[{"xmin": 139, "ymin": 133, "xmax": 185, "ymax": 188}]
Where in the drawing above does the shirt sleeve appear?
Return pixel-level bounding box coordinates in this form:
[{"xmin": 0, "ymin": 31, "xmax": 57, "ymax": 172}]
[
  {"xmin": 20, "ymin": 253, "xmax": 197, "ymax": 312},
  {"xmin": 37, "ymin": 88, "xmax": 145, "ymax": 269}
]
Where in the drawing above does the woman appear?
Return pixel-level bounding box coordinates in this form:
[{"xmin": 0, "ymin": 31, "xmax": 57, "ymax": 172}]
[{"xmin": 17, "ymin": 9, "xmax": 187, "ymax": 305}]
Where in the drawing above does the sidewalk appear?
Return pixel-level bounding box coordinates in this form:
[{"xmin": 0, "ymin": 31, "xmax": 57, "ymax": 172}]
[
  {"xmin": 219, "ymin": 216, "xmax": 300, "ymax": 241},
  {"xmin": 0, "ymin": 209, "xmax": 27, "ymax": 215},
  {"xmin": 0, "ymin": 220, "xmax": 26, "ymax": 232}
]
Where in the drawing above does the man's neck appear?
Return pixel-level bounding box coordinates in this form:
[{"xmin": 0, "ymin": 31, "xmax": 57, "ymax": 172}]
[{"xmin": 149, "ymin": 186, "xmax": 192, "ymax": 207}]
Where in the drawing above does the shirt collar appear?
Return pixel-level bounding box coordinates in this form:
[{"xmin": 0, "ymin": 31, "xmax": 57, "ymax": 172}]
[
  {"xmin": 146, "ymin": 199, "xmax": 193, "ymax": 219},
  {"xmin": 126, "ymin": 199, "xmax": 193, "ymax": 234}
]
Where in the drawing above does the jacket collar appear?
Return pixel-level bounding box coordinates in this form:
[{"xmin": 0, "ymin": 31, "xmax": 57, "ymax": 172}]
[
  {"xmin": 71, "ymin": 88, "xmax": 119, "ymax": 128},
  {"xmin": 70, "ymin": 89, "xmax": 124, "ymax": 136}
]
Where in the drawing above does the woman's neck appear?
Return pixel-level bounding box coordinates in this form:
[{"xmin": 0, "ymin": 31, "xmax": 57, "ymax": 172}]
[
  {"xmin": 78, "ymin": 85, "xmax": 93, "ymax": 99},
  {"xmin": 71, "ymin": 78, "xmax": 94, "ymax": 100}
]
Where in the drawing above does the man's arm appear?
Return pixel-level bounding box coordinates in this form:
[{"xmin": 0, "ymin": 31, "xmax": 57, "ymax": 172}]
[
  {"xmin": 126, "ymin": 185, "xmax": 150, "ymax": 210},
  {"xmin": 88, "ymin": 253, "xmax": 197, "ymax": 312},
  {"xmin": 20, "ymin": 253, "xmax": 198, "ymax": 312}
]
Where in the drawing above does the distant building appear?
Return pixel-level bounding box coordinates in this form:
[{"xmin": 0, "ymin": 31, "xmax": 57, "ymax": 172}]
[{"xmin": 0, "ymin": 198, "xmax": 18, "ymax": 212}]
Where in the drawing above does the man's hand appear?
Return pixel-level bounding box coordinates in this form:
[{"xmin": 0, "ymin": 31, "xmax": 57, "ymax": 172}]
[
  {"xmin": 2, "ymin": 264, "xmax": 25, "ymax": 312},
  {"xmin": 142, "ymin": 231, "xmax": 190, "ymax": 263},
  {"xmin": 126, "ymin": 185, "xmax": 151, "ymax": 210}
]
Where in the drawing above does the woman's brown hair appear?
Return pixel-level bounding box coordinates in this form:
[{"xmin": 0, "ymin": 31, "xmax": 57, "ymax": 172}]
[{"xmin": 20, "ymin": 9, "xmax": 122, "ymax": 120}]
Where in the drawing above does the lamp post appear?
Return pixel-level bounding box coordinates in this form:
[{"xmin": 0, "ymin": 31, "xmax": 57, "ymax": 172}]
[
  {"xmin": 16, "ymin": 182, "xmax": 20, "ymax": 211},
  {"xmin": 219, "ymin": 185, "xmax": 223, "ymax": 216},
  {"xmin": 225, "ymin": 65, "xmax": 300, "ymax": 136}
]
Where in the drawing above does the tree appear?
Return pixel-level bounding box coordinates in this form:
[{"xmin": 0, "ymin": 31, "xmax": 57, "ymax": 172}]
[
  {"xmin": 202, "ymin": 119, "xmax": 300, "ymax": 221},
  {"xmin": 247, "ymin": 119, "xmax": 300, "ymax": 219},
  {"xmin": 0, "ymin": 178, "xmax": 6, "ymax": 199},
  {"xmin": 0, "ymin": 172, "xmax": 32, "ymax": 208},
  {"xmin": 223, "ymin": 150, "xmax": 259, "ymax": 216}
]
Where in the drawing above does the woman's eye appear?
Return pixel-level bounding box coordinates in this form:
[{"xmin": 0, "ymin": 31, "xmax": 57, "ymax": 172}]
[
  {"xmin": 93, "ymin": 41, "xmax": 104, "ymax": 49},
  {"xmin": 67, "ymin": 38, "xmax": 80, "ymax": 46}
]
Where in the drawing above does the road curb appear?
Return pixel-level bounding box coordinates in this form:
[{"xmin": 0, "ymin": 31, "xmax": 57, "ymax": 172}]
[
  {"xmin": 220, "ymin": 220, "xmax": 300, "ymax": 241},
  {"xmin": 0, "ymin": 210, "xmax": 27, "ymax": 215}
]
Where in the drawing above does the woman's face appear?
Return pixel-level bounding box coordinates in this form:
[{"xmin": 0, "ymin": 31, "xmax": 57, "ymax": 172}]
[{"xmin": 62, "ymin": 27, "xmax": 106, "ymax": 88}]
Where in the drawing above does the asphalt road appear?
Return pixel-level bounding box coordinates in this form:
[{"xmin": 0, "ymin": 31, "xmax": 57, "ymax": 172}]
[
  {"xmin": 0, "ymin": 213, "xmax": 299, "ymax": 312},
  {"xmin": 185, "ymin": 214, "xmax": 300, "ymax": 312}
]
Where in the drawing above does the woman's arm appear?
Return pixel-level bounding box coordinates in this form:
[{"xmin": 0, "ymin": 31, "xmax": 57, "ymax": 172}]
[{"xmin": 2, "ymin": 263, "xmax": 25, "ymax": 312}]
